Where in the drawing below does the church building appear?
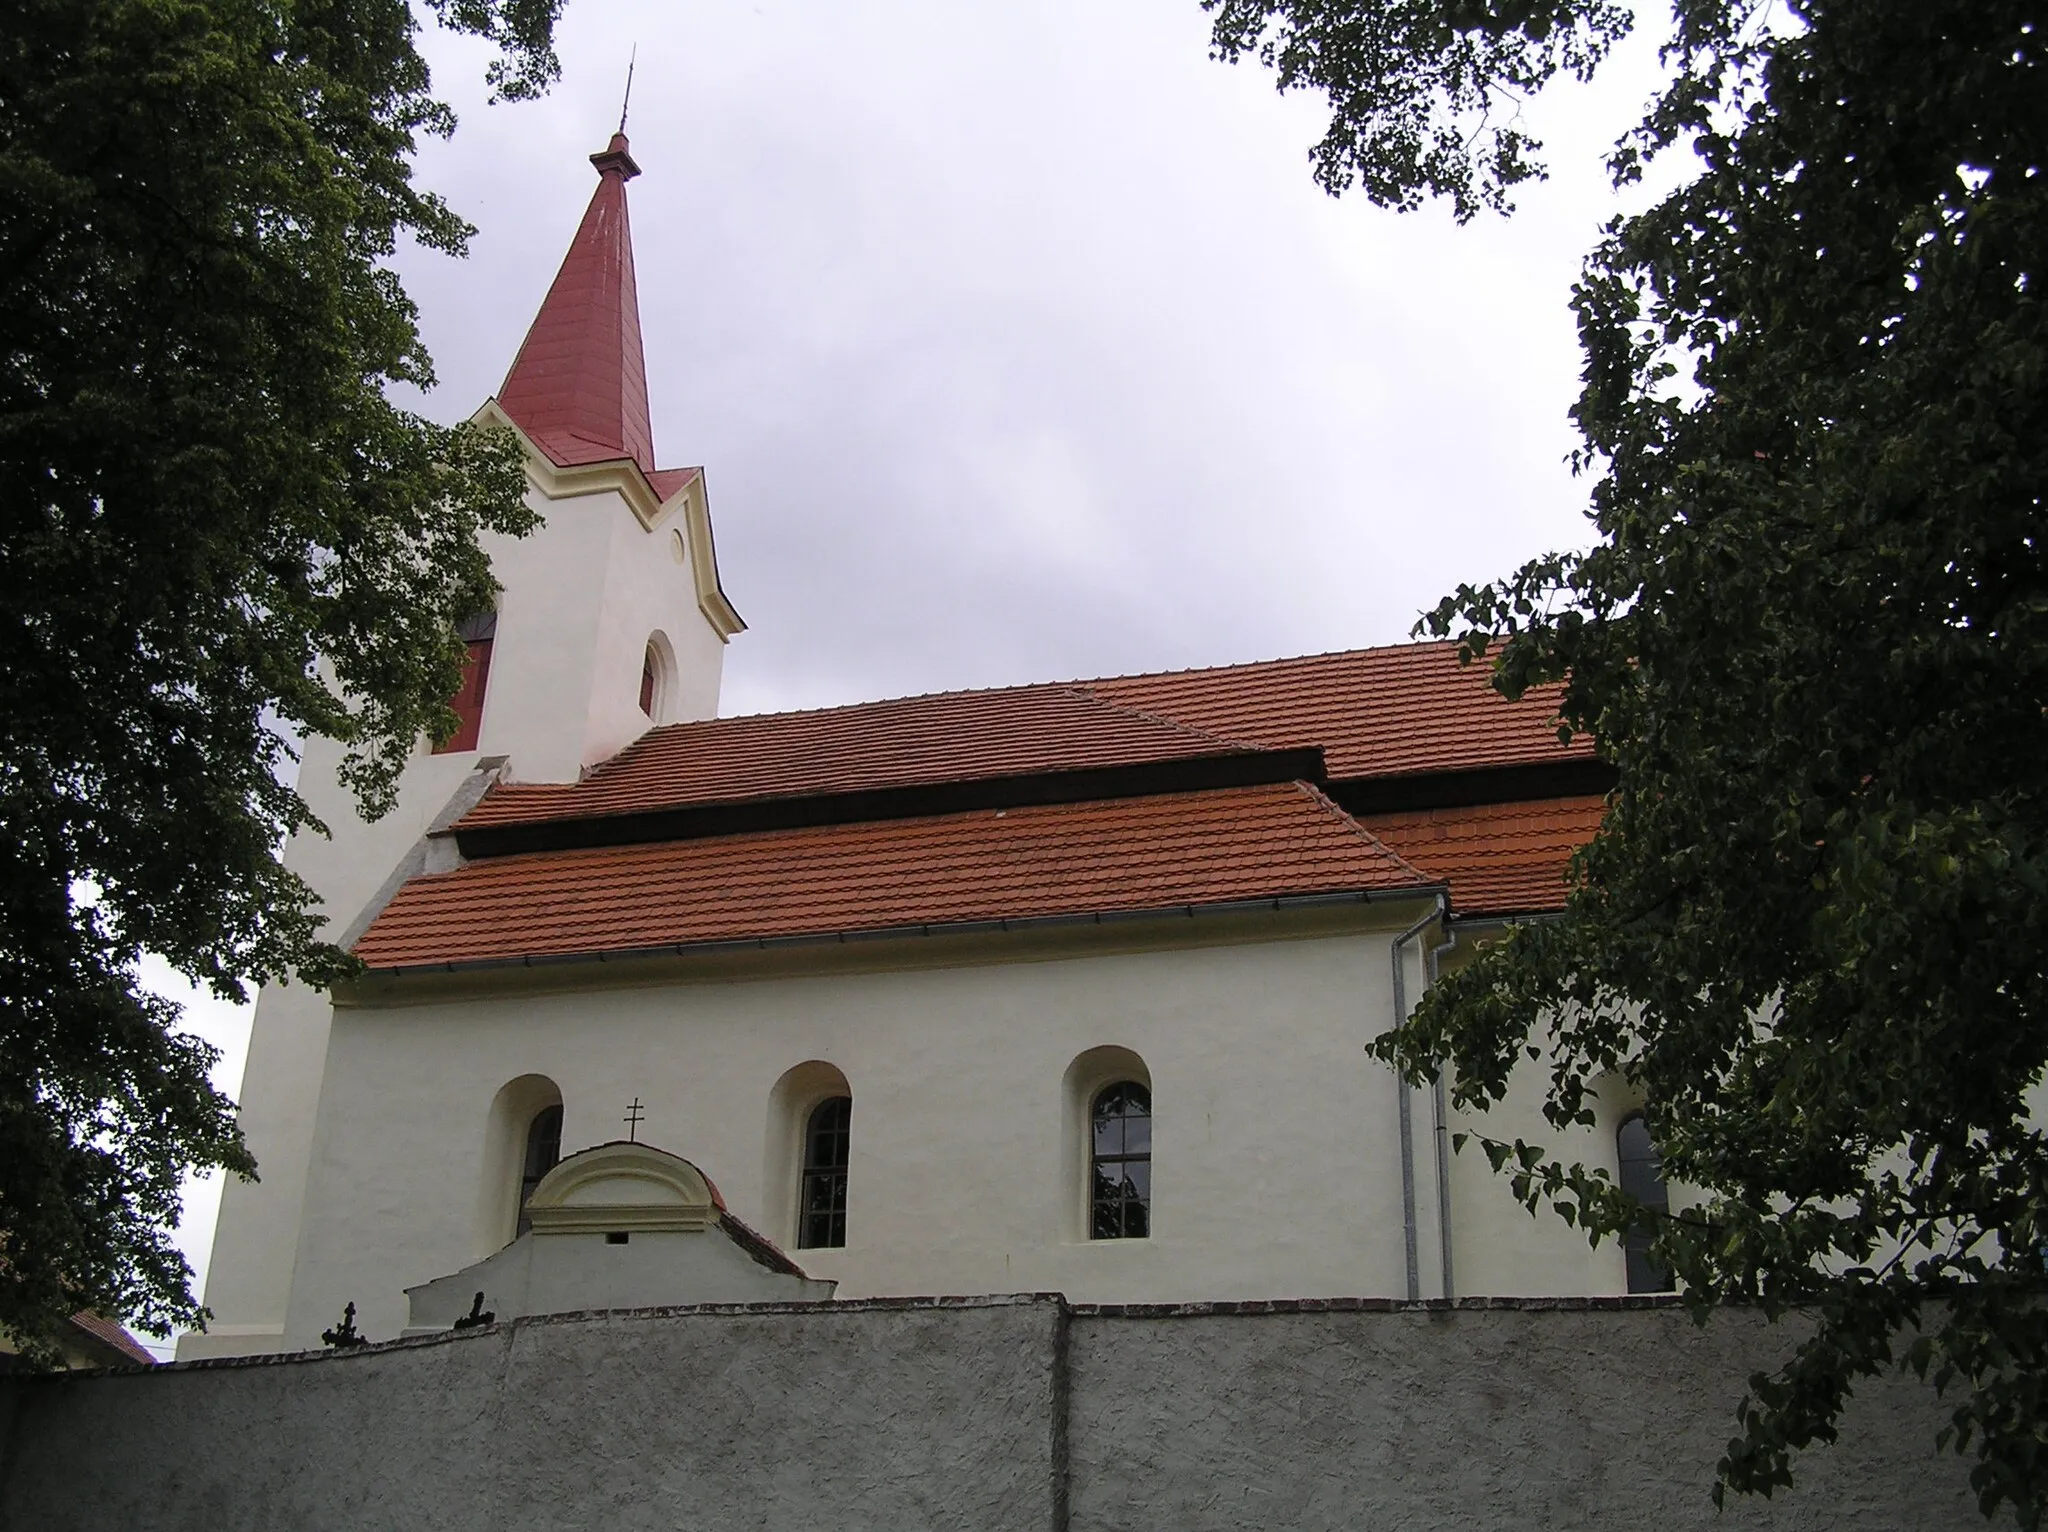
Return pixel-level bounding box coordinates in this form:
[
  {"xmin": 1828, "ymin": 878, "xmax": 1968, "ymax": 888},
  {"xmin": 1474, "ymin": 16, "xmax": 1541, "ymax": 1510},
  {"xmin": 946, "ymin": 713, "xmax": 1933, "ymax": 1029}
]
[{"xmin": 181, "ymin": 134, "xmax": 1636, "ymax": 1361}]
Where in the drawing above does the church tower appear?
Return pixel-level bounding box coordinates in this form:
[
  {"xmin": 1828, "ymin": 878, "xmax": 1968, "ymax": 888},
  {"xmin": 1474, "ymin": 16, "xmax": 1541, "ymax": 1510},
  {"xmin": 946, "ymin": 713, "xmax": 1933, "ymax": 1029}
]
[{"xmin": 182, "ymin": 134, "xmax": 739, "ymax": 1360}]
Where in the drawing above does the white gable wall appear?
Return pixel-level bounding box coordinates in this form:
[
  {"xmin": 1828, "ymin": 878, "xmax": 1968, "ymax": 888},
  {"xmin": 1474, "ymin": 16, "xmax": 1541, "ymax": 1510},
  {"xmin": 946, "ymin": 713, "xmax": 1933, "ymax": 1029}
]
[{"xmin": 480, "ymin": 478, "xmax": 724, "ymax": 783}]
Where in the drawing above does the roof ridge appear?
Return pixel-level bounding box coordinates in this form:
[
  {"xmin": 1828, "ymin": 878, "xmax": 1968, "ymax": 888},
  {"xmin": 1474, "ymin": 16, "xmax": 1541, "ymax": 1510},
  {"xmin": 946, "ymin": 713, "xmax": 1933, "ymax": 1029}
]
[
  {"xmin": 1287, "ymin": 780, "xmax": 1436, "ymax": 888},
  {"xmin": 1076, "ymin": 637, "xmax": 1466, "ymax": 692},
  {"xmin": 581, "ymin": 638, "xmax": 1474, "ymax": 738}
]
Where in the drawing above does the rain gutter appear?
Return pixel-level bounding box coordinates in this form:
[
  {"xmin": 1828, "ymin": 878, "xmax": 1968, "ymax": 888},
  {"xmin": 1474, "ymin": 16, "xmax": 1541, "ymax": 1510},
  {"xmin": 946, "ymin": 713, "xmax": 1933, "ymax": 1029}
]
[
  {"xmin": 1388, "ymin": 896, "xmax": 1447, "ymax": 1302},
  {"xmin": 1426, "ymin": 918, "xmax": 1460, "ymax": 1303}
]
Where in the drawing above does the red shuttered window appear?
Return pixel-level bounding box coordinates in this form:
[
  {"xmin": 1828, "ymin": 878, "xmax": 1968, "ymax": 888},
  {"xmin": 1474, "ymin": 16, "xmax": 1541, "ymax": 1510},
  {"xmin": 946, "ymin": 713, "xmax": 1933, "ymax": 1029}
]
[{"xmin": 434, "ymin": 612, "xmax": 497, "ymax": 755}]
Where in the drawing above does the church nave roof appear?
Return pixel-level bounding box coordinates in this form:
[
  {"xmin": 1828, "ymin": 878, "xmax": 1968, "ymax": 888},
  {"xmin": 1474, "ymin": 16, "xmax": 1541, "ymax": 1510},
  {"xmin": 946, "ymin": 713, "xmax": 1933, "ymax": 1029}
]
[
  {"xmin": 354, "ymin": 781, "xmax": 1432, "ymax": 972},
  {"xmin": 454, "ymin": 640, "xmax": 1600, "ymax": 848}
]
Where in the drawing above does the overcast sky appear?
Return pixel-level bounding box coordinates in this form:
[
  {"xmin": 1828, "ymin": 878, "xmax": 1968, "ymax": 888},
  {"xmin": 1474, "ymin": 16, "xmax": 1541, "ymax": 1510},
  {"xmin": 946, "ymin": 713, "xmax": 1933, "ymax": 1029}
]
[{"xmin": 154, "ymin": 0, "xmax": 1676, "ymax": 1353}]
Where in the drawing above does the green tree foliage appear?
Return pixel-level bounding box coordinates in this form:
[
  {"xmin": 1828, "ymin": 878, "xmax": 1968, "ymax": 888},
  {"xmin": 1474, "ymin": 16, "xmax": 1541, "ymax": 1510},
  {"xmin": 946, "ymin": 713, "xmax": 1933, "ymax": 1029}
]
[
  {"xmin": 0, "ymin": 0, "xmax": 562, "ymax": 1362},
  {"xmin": 1210, "ymin": 0, "xmax": 2047, "ymax": 1520}
]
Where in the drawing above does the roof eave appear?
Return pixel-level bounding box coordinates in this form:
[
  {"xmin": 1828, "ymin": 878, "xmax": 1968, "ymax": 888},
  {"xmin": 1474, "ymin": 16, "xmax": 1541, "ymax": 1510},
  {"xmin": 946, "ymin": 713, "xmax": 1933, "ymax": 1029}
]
[{"xmin": 353, "ymin": 881, "xmax": 1452, "ymax": 982}]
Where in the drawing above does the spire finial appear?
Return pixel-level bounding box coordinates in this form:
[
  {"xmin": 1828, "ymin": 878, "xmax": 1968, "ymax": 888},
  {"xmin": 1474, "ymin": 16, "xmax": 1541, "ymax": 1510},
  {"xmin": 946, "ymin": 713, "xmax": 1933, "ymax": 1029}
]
[{"xmin": 619, "ymin": 44, "xmax": 636, "ymax": 135}]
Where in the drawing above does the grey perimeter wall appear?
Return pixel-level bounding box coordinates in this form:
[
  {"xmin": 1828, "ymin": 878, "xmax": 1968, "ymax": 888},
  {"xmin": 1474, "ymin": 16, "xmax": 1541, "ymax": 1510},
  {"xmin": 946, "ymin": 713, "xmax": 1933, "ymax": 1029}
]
[{"xmin": 0, "ymin": 1296, "xmax": 1987, "ymax": 1532}]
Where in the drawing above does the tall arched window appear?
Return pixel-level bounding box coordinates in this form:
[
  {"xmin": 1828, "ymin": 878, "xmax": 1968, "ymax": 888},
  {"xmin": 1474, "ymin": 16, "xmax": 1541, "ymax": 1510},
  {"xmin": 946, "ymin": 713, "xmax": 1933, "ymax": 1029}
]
[
  {"xmin": 1091, "ymin": 1082, "xmax": 1151, "ymax": 1240},
  {"xmin": 639, "ymin": 643, "xmax": 659, "ymax": 717},
  {"xmin": 516, "ymin": 1104, "xmax": 563, "ymax": 1237},
  {"xmin": 1617, "ymin": 1112, "xmax": 1672, "ymax": 1293},
  {"xmin": 799, "ymin": 1096, "xmax": 851, "ymax": 1249}
]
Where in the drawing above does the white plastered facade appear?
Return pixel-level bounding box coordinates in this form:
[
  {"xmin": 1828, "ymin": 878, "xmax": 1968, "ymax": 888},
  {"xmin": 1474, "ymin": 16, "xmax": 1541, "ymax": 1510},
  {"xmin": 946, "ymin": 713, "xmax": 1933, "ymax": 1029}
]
[
  {"xmin": 202, "ymin": 898, "xmax": 1646, "ymax": 1357},
  {"xmin": 183, "ymin": 430, "xmax": 734, "ymax": 1361}
]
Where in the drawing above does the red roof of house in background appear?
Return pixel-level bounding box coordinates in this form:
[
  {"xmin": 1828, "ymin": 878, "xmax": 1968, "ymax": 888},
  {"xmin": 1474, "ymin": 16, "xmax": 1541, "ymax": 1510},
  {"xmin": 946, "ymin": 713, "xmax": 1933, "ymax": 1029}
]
[
  {"xmin": 496, "ymin": 133, "xmax": 664, "ymax": 478},
  {"xmin": 357, "ymin": 782, "xmax": 1432, "ymax": 969},
  {"xmin": 456, "ymin": 642, "xmax": 1587, "ymax": 836},
  {"xmin": 67, "ymin": 1311, "xmax": 154, "ymax": 1366}
]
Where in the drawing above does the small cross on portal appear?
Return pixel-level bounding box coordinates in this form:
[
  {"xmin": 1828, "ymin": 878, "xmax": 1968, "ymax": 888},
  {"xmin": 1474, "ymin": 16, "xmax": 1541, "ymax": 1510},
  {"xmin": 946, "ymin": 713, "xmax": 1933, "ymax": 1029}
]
[{"xmin": 624, "ymin": 1097, "xmax": 646, "ymax": 1143}]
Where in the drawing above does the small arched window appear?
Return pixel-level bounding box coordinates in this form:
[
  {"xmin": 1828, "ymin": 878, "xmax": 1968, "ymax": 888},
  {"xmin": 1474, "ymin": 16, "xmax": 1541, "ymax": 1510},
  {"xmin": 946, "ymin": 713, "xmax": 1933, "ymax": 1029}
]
[
  {"xmin": 639, "ymin": 631, "xmax": 678, "ymax": 723},
  {"xmin": 798, "ymin": 1096, "xmax": 851, "ymax": 1249},
  {"xmin": 1091, "ymin": 1082, "xmax": 1151, "ymax": 1240},
  {"xmin": 516, "ymin": 1104, "xmax": 563, "ymax": 1237},
  {"xmin": 1617, "ymin": 1112, "xmax": 1672, "ymax": 1293}
]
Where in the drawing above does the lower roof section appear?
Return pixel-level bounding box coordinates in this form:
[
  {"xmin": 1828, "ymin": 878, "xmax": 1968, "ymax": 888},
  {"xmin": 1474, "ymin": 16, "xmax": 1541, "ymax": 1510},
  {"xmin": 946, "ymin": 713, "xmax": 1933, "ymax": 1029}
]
[
  {"xmin": 1357, "ymin": 796, "xmax": 1605, "ymax": 917},
  {"xmin": 352, "ymin": 782, "xmax": 1429, "ymax": 972}
]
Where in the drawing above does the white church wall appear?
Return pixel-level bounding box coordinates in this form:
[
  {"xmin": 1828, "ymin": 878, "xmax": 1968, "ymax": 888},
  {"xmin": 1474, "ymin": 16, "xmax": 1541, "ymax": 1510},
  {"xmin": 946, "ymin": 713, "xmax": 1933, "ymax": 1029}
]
[
  {"xmin": 471, "ymin": 487, "xmax": 619, "ymax": 782},
  {"xmin": 188, "ymin": 735, "xmax": 487, "ymax": 1361},
  {"xmin": 1447, "ymin": 1056, "xmax": 1637, "ymax": 1297},
  {"xmin": 267, "ymin": 908, "xmax": 1628, "ymax": 1352},
  {"xmin": 587, "ymin": 487, "xmax": 727, "ymax": 744}
]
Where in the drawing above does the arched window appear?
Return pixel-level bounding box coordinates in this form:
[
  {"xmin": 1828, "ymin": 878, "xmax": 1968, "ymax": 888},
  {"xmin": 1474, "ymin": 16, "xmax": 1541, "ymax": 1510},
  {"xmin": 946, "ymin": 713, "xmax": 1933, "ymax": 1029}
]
[
  {"xmin": 516, "ymin": 1104, "xmax": 563, "ymax": 1237},
  {"xmin": 1091, "ymin": 1082, "xmax": 1151, "ymax": 1240},
  {"xmin": 1617, "ymin": 1113, "xmax": 1672, "ymax": 1293},
  {"xmin": 639, "ymin": 631, "xmax": 676, "ymax": 723},
  {"xmin": 434, "ymin": 610, "xmax": 497, "ymax": 754},
  {"xmin": 798, "ymin": 1096, "xmax": 851, "ymax": 1249}
]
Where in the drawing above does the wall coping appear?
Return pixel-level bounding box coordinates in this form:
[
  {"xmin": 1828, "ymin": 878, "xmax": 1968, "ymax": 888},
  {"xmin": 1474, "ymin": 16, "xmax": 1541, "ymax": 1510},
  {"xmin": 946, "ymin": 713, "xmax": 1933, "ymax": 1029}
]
[{"xmin": 31, "ymin": 1292, "xmax": 1704, "ymax": 1381}]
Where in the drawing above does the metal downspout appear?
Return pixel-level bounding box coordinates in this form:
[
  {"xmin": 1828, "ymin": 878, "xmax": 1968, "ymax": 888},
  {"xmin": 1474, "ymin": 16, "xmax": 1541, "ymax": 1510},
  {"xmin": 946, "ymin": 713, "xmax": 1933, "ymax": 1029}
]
[
  {"xmin": 1427, "ymin": 923, "xmax": 1460, "ymax": 1302},
  {"xmin": 1389, "ymin": 897, "xmax": 1446, "ymax": 1302}
]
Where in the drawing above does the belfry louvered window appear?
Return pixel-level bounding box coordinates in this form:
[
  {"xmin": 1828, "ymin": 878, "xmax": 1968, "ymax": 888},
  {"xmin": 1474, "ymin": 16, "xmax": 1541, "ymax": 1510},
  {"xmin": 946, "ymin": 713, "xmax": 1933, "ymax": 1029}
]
[
  {"xmin": 1090, "ymin": 1082, "xmax": 1151, "ymax": 1239},
  {"xmin": 799, "ymin": 1096, "xmax": 851, "ymax": 1249}
]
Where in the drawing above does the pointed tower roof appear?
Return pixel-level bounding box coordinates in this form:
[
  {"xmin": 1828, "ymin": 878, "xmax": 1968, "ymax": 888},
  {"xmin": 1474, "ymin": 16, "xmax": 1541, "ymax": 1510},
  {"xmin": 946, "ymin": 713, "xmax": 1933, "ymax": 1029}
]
[{"xmin": 497, "ymin": 133, "xmax": 658, "ymax": 475}]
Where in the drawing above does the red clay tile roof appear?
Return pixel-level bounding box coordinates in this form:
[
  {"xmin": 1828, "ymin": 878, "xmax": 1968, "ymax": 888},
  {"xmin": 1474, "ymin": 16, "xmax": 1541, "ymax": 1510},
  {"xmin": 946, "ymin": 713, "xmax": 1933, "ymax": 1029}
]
[
  {"xmin": 457, "ymin": 685, "xmax": 1259, "ymax": 830},
  {"xmin": 358, "ymin": 783, "xmax": 1432, "ymax": 969},
  {"xmin": 1356, "ymin": 796, "xmax": 1606, "ymax": 916},
  {"xmin": 497, "ymin": 133, "xmax": 676, "ymax": 481},
  {"xmin": 1094, "ymin": 643, "xmax": 1584, "ymax": 781},
  {"xmin": 719, "ymin": 1211, "xmax": 810, "ymax": 1279},
  {"xmin": 645, "ymin": 466, "xmax": 701, "ymax": 502},
  {"xmin": 456, "ymin": 642, "xmax": 1584, "ymax": 835},
  {"xmin": 67, "ymin": 1311, "xmax": 154, "ymax": 1366}
]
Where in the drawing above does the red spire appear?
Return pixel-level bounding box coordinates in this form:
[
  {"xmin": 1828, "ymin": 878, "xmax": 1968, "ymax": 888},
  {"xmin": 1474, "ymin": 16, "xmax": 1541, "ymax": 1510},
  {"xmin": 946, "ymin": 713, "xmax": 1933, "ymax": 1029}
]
[{"xmin": 496, "ymin": 133, "xmax": 657, "ymax": 475}]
